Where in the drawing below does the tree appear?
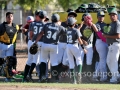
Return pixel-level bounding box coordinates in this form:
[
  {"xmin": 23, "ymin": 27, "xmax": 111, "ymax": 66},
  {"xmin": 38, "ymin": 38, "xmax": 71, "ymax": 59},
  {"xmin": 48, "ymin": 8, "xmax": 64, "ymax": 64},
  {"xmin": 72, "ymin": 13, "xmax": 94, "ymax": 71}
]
[
  {"xmin": 13, "ymin": 0, "xmax": 52, "ymax": 11},
  {"xmin": 57, "ymin": 0, "xmax": 120, "ymax": 11}
]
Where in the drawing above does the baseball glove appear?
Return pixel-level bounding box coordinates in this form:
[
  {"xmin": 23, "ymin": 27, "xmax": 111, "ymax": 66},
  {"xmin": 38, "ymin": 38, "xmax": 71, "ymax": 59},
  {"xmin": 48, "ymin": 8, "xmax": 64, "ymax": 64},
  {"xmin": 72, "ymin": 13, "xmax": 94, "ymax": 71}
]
[
  {"xmin": 29, "ymin": 43, "xmax": 38, "ymax": 55},
  {"xmin": 84, "ymin": 16, "xmax": 93, "ymax": 26}
]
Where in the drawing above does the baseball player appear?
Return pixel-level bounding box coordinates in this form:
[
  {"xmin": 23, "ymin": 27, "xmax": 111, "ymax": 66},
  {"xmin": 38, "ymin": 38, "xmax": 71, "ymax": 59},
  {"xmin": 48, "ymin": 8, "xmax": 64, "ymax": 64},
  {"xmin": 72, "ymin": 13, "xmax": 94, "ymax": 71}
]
[
  {"xmin": 0, "ymin": 12, "xmax": 19, "ymax": 82},
  {"xmin": 29, "ymin": 10, "xmax": 47, "ymax": 81},
  {"xmin": 22, "ymin": 15, "xmax": 37, "ymax": 82},
  {"xmin": 22, "ymin": 16, "xmax": 34, "ymax": 44},
  {"xmin": 66, "ymin": 17, "xmax": 87, "ymax": 84},
  {"xmin": 35, "ymin": 13, "xmax": 66, "ymax": 82},
  {"xmin": 93, "ymin": 11, "xmax": 108, "ymax": 82},
  {"xmin": 103, "ymin": 9, "xmax": 120, "ymax": 83},
  {"xmin": 58, "ymin": 11, "xmax": 77, "ymax": 74},
  {"xmin": 79, "ymin": 13, "xmax": 99, "ymax": 82}
]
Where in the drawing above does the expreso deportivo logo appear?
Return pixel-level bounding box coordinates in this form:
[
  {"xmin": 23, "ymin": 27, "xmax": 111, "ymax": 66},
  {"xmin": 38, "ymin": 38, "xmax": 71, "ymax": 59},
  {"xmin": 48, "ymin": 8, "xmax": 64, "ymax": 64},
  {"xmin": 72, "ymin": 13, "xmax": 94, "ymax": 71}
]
[{"xmin": 52, "ymin": 70, "xmax": 120, "ymax": 78}]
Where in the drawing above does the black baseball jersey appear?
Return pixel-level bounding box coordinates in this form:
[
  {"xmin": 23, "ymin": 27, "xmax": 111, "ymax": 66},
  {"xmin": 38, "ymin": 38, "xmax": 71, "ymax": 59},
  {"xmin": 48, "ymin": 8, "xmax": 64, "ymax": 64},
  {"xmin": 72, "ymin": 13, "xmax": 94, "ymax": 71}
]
[
  {"xmin": 42, "ymin": 23, "xmax": 66, "ymax": 44},
  {"xmin": 95, "ymin": 21, "xmax": 107, "ymax": 39},
  {"xmin": 59, "ymin": 22, "xmax": 79, "ymax": 43},
  {"xmin": 80, "ymin": 24, "xmax": 94, "ymax": 44},
  {"xmin": 59, "ymin": 22, "xmax": 68, "ymax": 43},
  {"xmin": 67, "ymin": 28, "xmax": 82, "ymax": 44},
  {"xmin": 29, "ymin": 21, "xmax": 45, "ymax": 42}
]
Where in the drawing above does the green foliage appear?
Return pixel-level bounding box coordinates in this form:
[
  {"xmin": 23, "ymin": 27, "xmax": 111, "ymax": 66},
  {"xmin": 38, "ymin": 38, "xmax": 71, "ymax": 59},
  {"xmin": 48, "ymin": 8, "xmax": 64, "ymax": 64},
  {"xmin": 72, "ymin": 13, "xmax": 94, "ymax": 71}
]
[
  {"xmin": 57, "ymin": 0, "xmax": 120, "ymax": 11},
  {"xmin": 13, "ymin": 0, "xmax": 52, "ymax": 11}
]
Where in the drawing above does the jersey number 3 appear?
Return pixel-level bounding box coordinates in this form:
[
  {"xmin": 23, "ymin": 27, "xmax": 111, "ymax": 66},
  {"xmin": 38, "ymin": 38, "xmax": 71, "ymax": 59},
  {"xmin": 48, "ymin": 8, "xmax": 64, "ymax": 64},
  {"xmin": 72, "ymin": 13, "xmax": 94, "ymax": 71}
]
[{"xmin": 47, "ymin": 31, "xmax": 57, "ymax": 40}]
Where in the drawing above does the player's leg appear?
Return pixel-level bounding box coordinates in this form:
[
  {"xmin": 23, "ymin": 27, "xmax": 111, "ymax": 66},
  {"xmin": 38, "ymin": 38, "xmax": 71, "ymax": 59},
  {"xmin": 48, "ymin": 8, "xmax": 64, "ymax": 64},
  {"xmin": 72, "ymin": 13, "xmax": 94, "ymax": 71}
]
[
  {"xmin": 23, "ymin": 40, "xmax": 33, "ymax": 82},
  {"xmin": 85, "ymin": 44, "xmax": 93, "ymax": 82},
  {"xmin": 66, "ymin": 44, "xmax": 76, "ymax": 84},
  {"xmin": 39, "ymin": 43, "xmax": 49, "ymax": 82},
  {"xmin": 106, "ymin": 43, "xmax": 120, "ymax": 83},
  {"xmin": 50, "ymin": 44, "xmax": 59, "ymax": 82},
  {"xmin": 28, "ymin": 42, "xmax": 42, "ymax": 81},
  {"xmin": 72, "ymin": 44, "xmax": 82, "ymax": 83},
  {"xmin": 96, "ymin": 40, "xmax": 108, "ymax": 81},
  {"xmin": 4, "ymin": 44, "xmax": 16, "ymax": 82}
]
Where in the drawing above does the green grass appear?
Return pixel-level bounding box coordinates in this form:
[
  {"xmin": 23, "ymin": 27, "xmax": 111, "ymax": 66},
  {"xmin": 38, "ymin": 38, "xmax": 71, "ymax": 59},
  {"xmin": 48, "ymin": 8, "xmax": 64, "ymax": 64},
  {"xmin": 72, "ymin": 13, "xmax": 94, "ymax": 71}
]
[{"xmin": 0, "ymin": 83, "xmax": 119, "ymax": 90}]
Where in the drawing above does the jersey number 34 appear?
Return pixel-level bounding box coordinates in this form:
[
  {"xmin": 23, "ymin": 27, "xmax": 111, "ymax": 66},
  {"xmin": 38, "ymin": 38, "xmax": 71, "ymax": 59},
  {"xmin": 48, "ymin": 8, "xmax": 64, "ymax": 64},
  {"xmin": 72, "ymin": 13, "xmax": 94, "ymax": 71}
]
[{"xmin": 47, "ymin": 31, "xmax": 57, "ymax": 40}]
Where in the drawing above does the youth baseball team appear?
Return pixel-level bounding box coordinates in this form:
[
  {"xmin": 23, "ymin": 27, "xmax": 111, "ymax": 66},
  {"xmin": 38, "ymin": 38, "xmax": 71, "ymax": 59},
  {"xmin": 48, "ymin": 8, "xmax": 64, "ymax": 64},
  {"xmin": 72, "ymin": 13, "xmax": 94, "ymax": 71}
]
[{"xmin": 0, "ymin": 8, "xmax": 120, "ymax": 84}]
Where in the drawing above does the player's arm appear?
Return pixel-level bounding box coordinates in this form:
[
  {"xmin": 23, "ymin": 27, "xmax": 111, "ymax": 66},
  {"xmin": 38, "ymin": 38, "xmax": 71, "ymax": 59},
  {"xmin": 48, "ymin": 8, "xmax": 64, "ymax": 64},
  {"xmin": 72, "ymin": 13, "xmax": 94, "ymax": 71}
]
[
  {"xmin": 0, "ymin": 23, "xmax": 5, "ymax": 36},
  {"xmin": 77, "ymin": 21, "xmax": 84, "ymax": 30},
  {"xmin": 29, "ymin": 23, "xmax": 34, "ymax": 40},
  {"xmin": 103, "ymin": 34, "xmax": 120, "ymax": 39},
  {"xmin": 35, "ymin": 25, "xmax": 46, "ymax": 43},
  {"xmin": 35, "ymin": 31, "xmax": 44, "ymax": 43},
  {"xmin": 76, "ymin": 30, "xmax": 87, "ymax": 54},
  {"xmin": 92, "ymin": 24, "xmax": 106, "ymax": 42}
]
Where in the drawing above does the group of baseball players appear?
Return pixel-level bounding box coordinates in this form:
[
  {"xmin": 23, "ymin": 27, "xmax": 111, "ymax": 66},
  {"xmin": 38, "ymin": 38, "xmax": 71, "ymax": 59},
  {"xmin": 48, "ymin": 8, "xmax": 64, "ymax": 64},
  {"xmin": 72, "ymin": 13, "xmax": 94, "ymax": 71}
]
[
  {"xmin": 0, "ymin": 7, "xmax": 120, "ymax": 84},
  {"xmin": 21, "ymin": 7, "xmax": 120, "ymax": 84}
]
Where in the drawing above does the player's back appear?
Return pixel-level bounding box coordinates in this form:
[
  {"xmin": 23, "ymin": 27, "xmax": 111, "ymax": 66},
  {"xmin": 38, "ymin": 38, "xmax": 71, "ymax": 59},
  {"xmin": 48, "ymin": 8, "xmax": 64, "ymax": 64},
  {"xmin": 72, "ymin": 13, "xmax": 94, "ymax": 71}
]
[{"xmin": 43, "ymin": 22, "xmax": 66, "ymax": 44}]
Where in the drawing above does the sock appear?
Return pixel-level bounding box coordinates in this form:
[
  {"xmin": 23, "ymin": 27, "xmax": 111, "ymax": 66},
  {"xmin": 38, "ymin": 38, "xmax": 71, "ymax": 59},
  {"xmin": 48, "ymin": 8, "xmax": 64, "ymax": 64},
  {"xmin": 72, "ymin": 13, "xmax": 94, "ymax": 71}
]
[
  {"xmin": 29, "ymin": 63, "xmax": 36, "ymax": 77},
  {"xmin": 23, "ymin": 64, "xmax": 30, "ymax": 79},
  {"xmin": 70, "ymin": 69, "xmax": 76, "ymax": 82},
  {"xmin": 40, "ymin": 62, "xmax": 46, "ymax": 76},
  {"xmin": 77, "ymin": 64, "xmax": 82, "ymax": 73}
]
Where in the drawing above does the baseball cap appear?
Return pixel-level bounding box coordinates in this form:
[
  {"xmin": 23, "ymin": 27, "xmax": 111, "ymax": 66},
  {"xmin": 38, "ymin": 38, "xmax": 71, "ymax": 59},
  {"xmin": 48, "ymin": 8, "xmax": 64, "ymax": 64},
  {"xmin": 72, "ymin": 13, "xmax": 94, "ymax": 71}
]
[
  {"xmin": 80, "ymin": 4, "xmax": 88, "ymax": 8},
  {"xmin": 35, "ymin": 9, "xmax": 41, "ymax": 15},
  {"xmin": 107, "ymin": 7, "xmax": 118, "ymax": 15},
  {"xmin": 26, "ymin": 16, "xmax": 34, "ymax": 23},
  {"xmin": 66, "ymin": 8, "xmax": 73, "ymax": 12},
  {"xmin": 68, "ymin": 11, "xmax": 77, "ymax": 17},
  {"xmin": 51, "ymin": 13, "xmax": 60, "ymax": 22},
  {"xmin": 97, "ymin": 11, "xmax": 105, "ymax": 17},
  {"xmin": 67, "ymin": 17, "xmax": 77, "ymax": 25},
  {"xmin": 81, "ymin": 13, "xmax": 91, "ymax": 21},
  {"xmin": 39, "ymin": 10, "xmax": 47, "ymax": 18},
  {"xmin": 45, "ymin": 16, "xmax": 49, "ymax": 21}
]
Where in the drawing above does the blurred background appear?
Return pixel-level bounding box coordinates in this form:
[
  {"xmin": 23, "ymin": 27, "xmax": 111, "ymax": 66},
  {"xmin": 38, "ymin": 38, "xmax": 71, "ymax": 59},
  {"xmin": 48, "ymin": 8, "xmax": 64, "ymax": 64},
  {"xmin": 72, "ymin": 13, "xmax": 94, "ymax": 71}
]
[{"xmin": 0, "ymin": 0, "xmax": 120, "ymax": 71}]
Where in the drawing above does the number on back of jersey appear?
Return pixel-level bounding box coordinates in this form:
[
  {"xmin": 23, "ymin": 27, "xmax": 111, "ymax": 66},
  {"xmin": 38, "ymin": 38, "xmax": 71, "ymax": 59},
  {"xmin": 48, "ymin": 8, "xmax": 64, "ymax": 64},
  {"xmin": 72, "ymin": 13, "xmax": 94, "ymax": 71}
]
[
  {"xmin": 34, "ymin": 26, "xmax": 42, "ymax": 34},
  {"xmin": 67, "ymin": 35, "xmax": 73, "ymax": 43},
  {"xmin": 46, "ymin": 31, "xmax": 57, "ymax": 40}
]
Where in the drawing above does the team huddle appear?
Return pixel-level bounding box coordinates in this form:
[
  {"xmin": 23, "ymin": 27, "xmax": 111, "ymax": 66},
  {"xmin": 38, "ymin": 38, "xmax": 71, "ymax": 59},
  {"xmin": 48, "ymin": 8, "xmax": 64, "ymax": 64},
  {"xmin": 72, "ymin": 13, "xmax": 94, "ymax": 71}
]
[{"xmin": 0, "ymin": 8, "xmax": 120, "ymax": 84}]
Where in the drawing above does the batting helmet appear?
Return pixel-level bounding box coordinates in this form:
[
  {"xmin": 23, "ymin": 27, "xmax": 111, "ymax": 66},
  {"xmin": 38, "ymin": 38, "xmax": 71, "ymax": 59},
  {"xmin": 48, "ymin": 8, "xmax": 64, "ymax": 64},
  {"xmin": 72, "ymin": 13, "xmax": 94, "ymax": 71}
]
[{"xmin": 29, "ymin": 43, "xmax": 38, "ymax": 55}]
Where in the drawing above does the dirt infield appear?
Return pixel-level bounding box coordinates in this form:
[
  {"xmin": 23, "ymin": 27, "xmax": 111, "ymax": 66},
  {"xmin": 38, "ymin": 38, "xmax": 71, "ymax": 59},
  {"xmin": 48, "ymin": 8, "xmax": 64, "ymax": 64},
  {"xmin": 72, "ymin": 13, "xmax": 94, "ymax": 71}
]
[{"xmin": 0, "ymin": 83, "xmax": 111, "ymax": 90}]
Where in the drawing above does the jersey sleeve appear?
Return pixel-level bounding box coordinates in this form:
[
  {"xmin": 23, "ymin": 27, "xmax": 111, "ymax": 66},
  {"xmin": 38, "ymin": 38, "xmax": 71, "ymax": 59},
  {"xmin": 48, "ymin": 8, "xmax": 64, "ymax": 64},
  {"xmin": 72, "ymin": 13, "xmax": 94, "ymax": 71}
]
[
  {"xmin": 60, "ymin": 26, "xmax": 66, "ymax": 35},
  {"xmin": 116, "ymin": 21, "xmax": 120, "ymax": 34},
  {"xmin": 76, "ymin": 29, "xmax": 82, "ymax": 38},
  {"xmin": 0, "ymin": 24, "xmax": 5, "ymax": 36},
  {"xmin": 29, "ymin": 22, "xmax": 34, "ymax": 31}
]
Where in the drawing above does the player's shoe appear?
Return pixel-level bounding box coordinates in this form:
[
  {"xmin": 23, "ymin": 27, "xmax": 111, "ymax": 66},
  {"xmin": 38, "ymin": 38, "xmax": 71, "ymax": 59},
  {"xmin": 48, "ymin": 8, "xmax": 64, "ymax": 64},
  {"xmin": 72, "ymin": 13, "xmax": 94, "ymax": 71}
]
[
  {"xmin": 77, "ymin": 73, "xmax": 82, "ymax": 84},
  {"xmin": 22, "ymin": 78, "xmax": 29, "ymax": 82},
  {"xmin": 41, "ymin": 75, "xmax": 47, "ymax": 83},
  {"xmin": 28, "ymin": 75, "xmax": 34, "ymax": 82},
  {"xmin": 100, "ymin": 77, "xmax": 107, "ymax": 82},
  {"xmin": 5, "ymin": 78, "xmax": 15, "ymax": 82},
  {"xmin": 110, "ymin": 78, "xmax": 118, "ymax": 84}
]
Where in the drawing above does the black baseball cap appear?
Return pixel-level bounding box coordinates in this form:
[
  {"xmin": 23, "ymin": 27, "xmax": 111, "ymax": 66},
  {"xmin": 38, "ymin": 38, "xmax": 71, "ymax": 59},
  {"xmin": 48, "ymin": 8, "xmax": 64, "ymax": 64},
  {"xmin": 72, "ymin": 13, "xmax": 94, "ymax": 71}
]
[
  {"xmin": 51, "ymin": 13, "xmax": 60, "ymax": 22},
  {"xmin": 35, "ymin": 10, "xmax": 41, "ymax": 15},
  {"xmin": 97, "ymin": 11, "xmax": 105, "ymax": 17},
  {"xmin": 68, "ymin": 11, "xmax": 77, "ymax": 17}
]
